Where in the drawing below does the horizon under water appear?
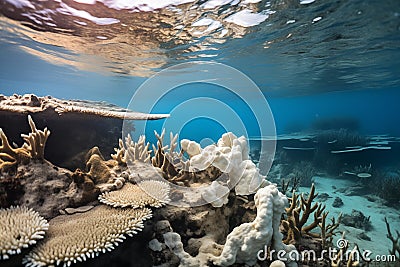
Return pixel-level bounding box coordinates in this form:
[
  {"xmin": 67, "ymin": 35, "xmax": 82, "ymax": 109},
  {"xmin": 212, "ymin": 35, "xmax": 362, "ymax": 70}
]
[{"xmin": 0, "ymin": 0, "xmax": 400, "ymax": 267}]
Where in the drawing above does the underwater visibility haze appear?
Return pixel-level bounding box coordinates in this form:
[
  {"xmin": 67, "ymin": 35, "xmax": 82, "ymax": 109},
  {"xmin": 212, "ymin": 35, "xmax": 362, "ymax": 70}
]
[{"xmin": 0, "ymin": 0, "xmax": 399, "ymax": 266}]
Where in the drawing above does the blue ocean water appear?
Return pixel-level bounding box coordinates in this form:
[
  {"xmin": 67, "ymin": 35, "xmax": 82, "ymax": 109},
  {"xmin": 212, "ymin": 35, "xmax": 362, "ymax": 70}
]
[{"xmin": 1, "ymin": 0, "xmax": 399, "ymax": 143}]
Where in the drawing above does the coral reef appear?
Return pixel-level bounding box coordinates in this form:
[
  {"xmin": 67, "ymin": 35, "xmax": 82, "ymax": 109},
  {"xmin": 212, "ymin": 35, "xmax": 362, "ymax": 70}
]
[
  {"xmin": 23, "ymin": 206, "xmax": 152, "ymax": 267},
  {"xmin": 1, "ymin": 114, "xmax": 364, "ymax": 267},
  {"xmin": 0, "ymin": 206, "xmax": 48, "ymax": 260}
]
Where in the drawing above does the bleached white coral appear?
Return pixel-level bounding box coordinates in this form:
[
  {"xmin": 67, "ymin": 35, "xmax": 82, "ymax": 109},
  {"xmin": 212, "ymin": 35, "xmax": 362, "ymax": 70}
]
[
  {"xmin": 0, "ymin": 206, "xmax": 49, "ymax": 260},
  {"xmin": 181, "ymin": 132, "xmax": 265, "ymax": 195},
  {"xmin": 201, "ymin": 181, "xmax": 230, "ymax": 208},
  {"xmin": 163, "ymin": 232, "xmax": 200, "ymax": 267},
  {"xmin": 211, "ymin": 184, "xmax": 297, "ymax": 267}
]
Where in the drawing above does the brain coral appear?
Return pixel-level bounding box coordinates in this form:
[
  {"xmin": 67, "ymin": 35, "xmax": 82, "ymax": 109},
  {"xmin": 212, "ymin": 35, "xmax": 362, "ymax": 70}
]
[
  {"xmin": 0, "ymin": 206, "xmax": 48, "ymax": 260},
  {"xmin": 99, "ymin": 180, "xmax": 170, "ymax": 208},
  {"xmin": 23, "ymin": 205, "xmax": 152, "ymax": 267}
]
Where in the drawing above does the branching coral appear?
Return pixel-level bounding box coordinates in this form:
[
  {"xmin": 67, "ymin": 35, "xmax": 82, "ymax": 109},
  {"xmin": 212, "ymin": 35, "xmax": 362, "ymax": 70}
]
[
  {"xmin": 384, "ymin": 217, "xmax": 400, "ymax": 259},
  {"xmin": 21, "ymin": 115, "xmax": 50, "ymax": 160},
  {"xmin": 0, "ymin": 115, "xmax": 51, "ymax": 171},
  {"xmin": 282, "ymin": 184, "xmax": 340, "ymax": 245},
  {"xmin": 0, "ymin": 206, "xmax": 48, "ymax": 260},
  {"xmin": 0, "ymin": 129, "xmax": 30, "ymax": 171},
  {"xmin": 23, "ymin": 205, "xmax": 152, "ymax": 267},
  {"xmin": 99, "ymin": 181, "xmax": 170, "ymax": 208},
  {"xmin": 125, "ymin": 134, "xmax": 152, "ymax": 164},
  {"xmin": 152, "ymin": 129, "xmax": 180, "ymax": 179}
]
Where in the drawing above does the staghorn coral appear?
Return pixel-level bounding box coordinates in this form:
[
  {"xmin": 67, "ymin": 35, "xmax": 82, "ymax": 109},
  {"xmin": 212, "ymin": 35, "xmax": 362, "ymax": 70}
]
[
  {"xmin": 111, "ymin": 138, "xmax": 126, "ymax": 164},
  {"xmin": 0, "ymin": 115, "xmax": 51, "ymax": 171},
  {"xmin": 111, "ymin": 134, "xmax": 152, "ymax": 165},
  {"xmin": 125, "ymin": 134, "xmax": 152, "ymax": 164},
  {"xmin": 99, "ymin": 181, "xmax": 170, "ymax": 208},
  {"xmin": 0, "ymin": 128, "xmax": 30, "ymax": 172},
  {"xmin": 23, "ymin": 205, "xmax": 152, "ymax": 267},
  {"xmin": 0, "ymin": 94, "xmax": 168, "ymax": 170},
  {"xmin": 0, "ymin": 206, "xmax": 48, "ymax": 260},
  {"xmin": 282, "ymin": 184, "xmax": 327, "ymax": 244},
  {"xmin": 21, "ymin": 115, "xmax": 50, "ymax": 160}
]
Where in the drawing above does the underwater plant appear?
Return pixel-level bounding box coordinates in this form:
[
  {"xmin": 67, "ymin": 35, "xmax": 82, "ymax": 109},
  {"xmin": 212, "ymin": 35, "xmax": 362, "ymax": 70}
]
[{"xmin": 284, "ymin": 160, "xmax": 316, "ymax": 188}]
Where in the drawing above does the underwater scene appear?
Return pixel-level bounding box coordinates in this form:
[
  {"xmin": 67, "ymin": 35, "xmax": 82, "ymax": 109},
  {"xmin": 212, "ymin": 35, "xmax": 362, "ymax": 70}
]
[{"xmin": 0, "ymin": 0, "xmax": 400, "ymax": 266}]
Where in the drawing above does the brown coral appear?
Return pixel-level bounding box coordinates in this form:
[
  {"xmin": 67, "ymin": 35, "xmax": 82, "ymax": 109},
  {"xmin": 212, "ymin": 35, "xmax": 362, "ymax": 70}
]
[
  {"xmin": 384, "ymin": 217, "xmax": 400, "ymax": 259},
  {"xmin": 99, "ymin": 181, "xmax": 170, "ymax": 208},
  {"xmin": 0, "ymin": 128, "xmax": 30, "ymax": 171},
  {"xmin": 23, "ymin": 205, "xmax": 152, "ymax": 267},
  {"xmin": 0, "ymin": 206, "xmax": 48, "ymax": 260},
  {"xmin": 282, "ymin": 184, "xmax": 326, "ymax": 244}
]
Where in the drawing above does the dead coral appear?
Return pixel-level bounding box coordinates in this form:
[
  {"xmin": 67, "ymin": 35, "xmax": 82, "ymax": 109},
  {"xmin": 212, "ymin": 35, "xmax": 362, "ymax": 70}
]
[
  {"xmin": 0, "ymin": 94, "xmax": 169, "ymax": 120},
  {"xmin": 0, "ymin": 206, "xmax": 48, "ymax": 260},
  {"xmin": 111, "ymin": 134, "xmax": 152, "ymax": 165},
  {"xmin": 384, "ymin": 217, "xmax": 400, "ymax": 259},
  {"xmin": 99, "ymin": 180, "xmax": 170, "ymax": 208},
  {"xmin": 23, "ymin": 205, "xmax": 152, "ymax": 267},
  {"xmin": 125, "ymin": 134, "xmax": 152, "ymax": 164}
]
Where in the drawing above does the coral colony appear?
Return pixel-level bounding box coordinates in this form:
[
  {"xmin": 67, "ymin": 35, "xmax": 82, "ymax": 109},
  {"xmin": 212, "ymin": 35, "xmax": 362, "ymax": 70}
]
[{"xmin": 0, "ymin": 94, "xmax": 399, "ymax": 267}]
